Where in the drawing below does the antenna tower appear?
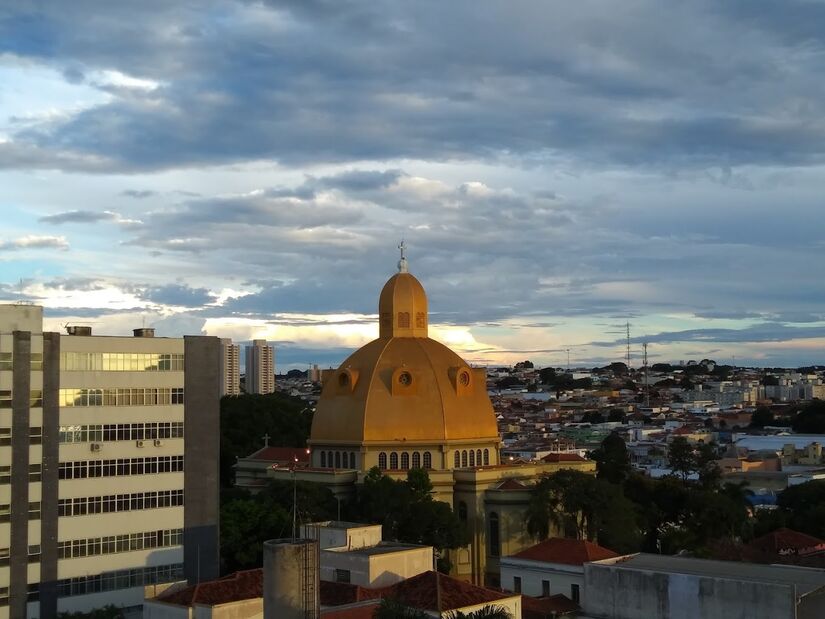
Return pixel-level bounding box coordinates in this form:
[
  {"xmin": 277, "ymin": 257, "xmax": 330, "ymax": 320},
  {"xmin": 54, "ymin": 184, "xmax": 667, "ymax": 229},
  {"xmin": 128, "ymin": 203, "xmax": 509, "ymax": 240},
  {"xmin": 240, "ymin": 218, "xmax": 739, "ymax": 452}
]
[
  {"xmin": 625, "ymin": 322, "xmax": 632, "ymax": 370},
  {"xmin": 643, "ymin": 342, "xmax": 650, "ymax": 407}
]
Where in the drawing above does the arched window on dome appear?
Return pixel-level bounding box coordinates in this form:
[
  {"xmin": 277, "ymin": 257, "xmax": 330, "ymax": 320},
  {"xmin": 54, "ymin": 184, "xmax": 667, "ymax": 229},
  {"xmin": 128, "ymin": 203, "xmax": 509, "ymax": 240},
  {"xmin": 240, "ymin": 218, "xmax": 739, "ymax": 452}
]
[
  {"xmin": 350, "ymin": 452, "xmax": 357, "ymax": 469},
  {"xmin": 378, "ymin": 452, "xmax": 387, "ymax": 470},
  {"xmin": 327, "ymin": 451, "xmax": 333, "ymax": 468},
  {"xmin": 462, "ymin": 450, "xmax": 468, "ymax": 467},
  {"xmin": 458, "ymin": 501, "xmax": 467, "ymax": 522},
  {"xmin": 469, "ymin": 450, "xmax": 475, "ymax": 467},
  {"xmin": 423, "ymin": 452, "xmax": 432, "ymax": 469},
  {"xmin": 401, "ymin": 452, "xmax": 410, "ymax": 470},
  {"xmin": 341, "ymin": 452, "xmax": 348, "ymax": 468},
  {"xmin": 390, "ymin": 452, "xmax": 399, "ymax": 469},
  {"xmin": 489, "ymin": 512, "xmax": 500, "ymax": 557},
  {"xmin": 483, "ymin": 449, "xmax": 490, "ymax": 466},
  {"xmin": 320, "ymin": 452, "xmax": 327, "ymax": 468},
  {"xmin": 454, "ymin": 452, "xmax": 460, "ymax": 468},
  {"xmin": 397, "ymin": 312, "xmax": 410, "ymax": 328},
  {"xmin": 335, "ymin": 452, "xmax": 341, "ymax": 468},
  {"xmin": 412, "ymin": 452, "xmax": 421, "ymax": 468},
  {"xmin": 477, "ymin": 450, "xmax": 482, "ymax": 466}
]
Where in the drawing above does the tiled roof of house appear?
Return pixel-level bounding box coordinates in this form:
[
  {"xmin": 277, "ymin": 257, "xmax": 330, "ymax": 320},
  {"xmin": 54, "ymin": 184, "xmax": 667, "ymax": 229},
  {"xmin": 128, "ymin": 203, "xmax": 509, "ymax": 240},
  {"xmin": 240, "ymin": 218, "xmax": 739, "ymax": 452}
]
[
  {"xmin": 375, "ymin": 571, "xmax": 512, "ymax": 612},
  {"xmin": 321, "ymin": 600, "xmax": 382, "ymax": 618},
  {"xmin": 319, "ymin": 580, "xmax": 381, "ymax": 606},
  {"xmin": 496, "ymin": 478, "xmax": 528, "ymax": 490},
  {"xmin": 245, "ymin": 446, "xmax": 311, "ymax": 462},
  {"xmin": 158, "ymin": 569, "xmax": 262, "ymax": 606},
  {"xmin": 540, "ymin": 453, "xmax": 587, "ymax": 463},
  {"xmin": 748, "ymin": 528, "xmax": 825, "ymax": 556},
  {"xmin": 510, "ymin": 537, "xmax": 618, "ymax": 565},
  {"xmin": 522, "ymin": 594, "xmax": 579, "ymax": 618}
]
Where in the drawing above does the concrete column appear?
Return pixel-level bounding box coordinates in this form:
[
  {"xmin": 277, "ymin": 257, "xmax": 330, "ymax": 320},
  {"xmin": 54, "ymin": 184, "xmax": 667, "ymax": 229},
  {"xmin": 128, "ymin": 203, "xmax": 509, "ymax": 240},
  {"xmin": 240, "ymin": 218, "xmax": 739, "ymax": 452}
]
[{"xmin": 263, "ymin": 539, "xmax": 320, "ymax": 619}]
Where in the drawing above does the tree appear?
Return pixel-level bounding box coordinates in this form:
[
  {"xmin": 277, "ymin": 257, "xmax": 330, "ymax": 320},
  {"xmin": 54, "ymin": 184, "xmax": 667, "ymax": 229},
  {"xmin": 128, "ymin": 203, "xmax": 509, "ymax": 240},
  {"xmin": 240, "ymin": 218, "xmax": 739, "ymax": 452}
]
[
  {"xmin": 667, "ymin": 437, "xmax": 695, "ymax": 482},
  {"xmin": 750, "ymin": 406, "xmax": 775, "ymax": 428},
  {"xmin": 538, "ymin": 367, "xmax": 557, "ymax": 384},
  {"xmin": 695, "ymin": 442, "xmax": 721, "ymax": 488},
  {"xmin": 514, "ymin": 360, "xmax": 534, "ymax": 369},
  {"xmin": 59, "ymin": 607, "xmax": 125, "ymax": 619},
  {"xmin": 373, "ymin": 598, "xmax": 429, "ymax": 619},
  {"xmin": 792, "ymin": 400, "xmax": 825, "ymax": 434},
  {"xmin": 590, "ymin": 433, "xmax": 631, "ymax": 485},
  {"xmin": 446, "ymin": 606, "xmax": 513, "ymax": 618},
  {"xmin": 220, "ymin": 495, "xmax": 291, "ymax": 572}
]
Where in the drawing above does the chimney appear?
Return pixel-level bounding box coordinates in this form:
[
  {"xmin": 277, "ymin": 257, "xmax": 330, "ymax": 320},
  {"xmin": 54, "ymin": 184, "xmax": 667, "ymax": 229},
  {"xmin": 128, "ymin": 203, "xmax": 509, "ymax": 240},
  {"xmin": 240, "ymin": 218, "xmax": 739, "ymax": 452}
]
[
  {"xmin": 133, "ymin": 328, "xmax": 155, "ymax": 338},
  {"xmin": 65, "ymin": 326, "xmax": 92, "ymax": 336}
]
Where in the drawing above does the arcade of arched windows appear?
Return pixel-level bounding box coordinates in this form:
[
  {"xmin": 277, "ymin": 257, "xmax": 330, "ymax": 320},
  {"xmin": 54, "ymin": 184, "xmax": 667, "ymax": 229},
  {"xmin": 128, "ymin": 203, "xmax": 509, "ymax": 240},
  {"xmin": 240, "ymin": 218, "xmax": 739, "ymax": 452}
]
[
  {"xmin": 453, "ymin": 448, "xmax": 492, "ymax": 469},
  {"xmin": 375, "ymin": 450, "xmax": 434, "ymax": 471},
  {"xmin": 318, "ymin": 450, "xmax": 358, "ymax": 470}
]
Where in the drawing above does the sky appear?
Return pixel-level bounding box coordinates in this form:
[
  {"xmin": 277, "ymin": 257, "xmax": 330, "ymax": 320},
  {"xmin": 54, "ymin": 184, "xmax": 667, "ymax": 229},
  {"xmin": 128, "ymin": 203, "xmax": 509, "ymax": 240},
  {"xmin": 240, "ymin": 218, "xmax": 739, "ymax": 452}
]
[{"xmin": 1, "ymin": 0, "xmax": 824, "ymax": 370}]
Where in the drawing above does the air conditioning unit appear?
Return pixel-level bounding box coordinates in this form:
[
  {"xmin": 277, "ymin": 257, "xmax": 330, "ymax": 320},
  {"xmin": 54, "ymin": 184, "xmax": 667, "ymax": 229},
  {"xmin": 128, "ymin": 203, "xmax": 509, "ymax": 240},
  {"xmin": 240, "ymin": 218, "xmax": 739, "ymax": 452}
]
[
  {"xmin": 136, "ymin": 440, "xmax": 145, "ymax": 448},
  {"xmin": 90, "ymin": 443, "xmax": 101, "ymax": 452},
  {"xmin": 153, "ymin": 439, "xmax": 163, "ymax": 447}
]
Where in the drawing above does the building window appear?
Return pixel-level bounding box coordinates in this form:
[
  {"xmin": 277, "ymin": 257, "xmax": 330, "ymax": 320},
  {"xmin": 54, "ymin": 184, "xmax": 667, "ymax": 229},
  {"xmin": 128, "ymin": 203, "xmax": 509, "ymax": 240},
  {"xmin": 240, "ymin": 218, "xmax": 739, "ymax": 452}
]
[
  {"xmin": 469, "ymin": 450, "xmax": 475, "ymax": 467},
  {"xmin": 0, "ymin": 352, "xmax": 11, "ymax": 371},
  {"xmin": 0, "ymin": 465, "xmax": 9, "ymax": 484},
  {"xmin": 542, "ymin": 579, "xmax": 550, "ymax": 597},
  {"xmin": 341, "ymin": 452, "xmax": 348, "ymax": 468},
  {"xmin": 327, "ymin": 451, "xmax": 333, "ymax": 468},
  {"xmin": 412, "ymin": 452, "xmax": 421, "ymax": 468},
  {"xmin": 423, "ymin": 452, "xmax": 432, "ymax": 469},
  {"xmin": 476, "ymin": 449, "xmax": 482, "ymax": 466},
  {"xmin": 30, "ymin": 390, "xmax": 43, "ymax": 408},
  {"xmin": 513, "ymin": 576, "xmax": 522, "ymax": 594},
  {"xmin": 390, "ymin": 452, "xmax": 398, "ymax": 469},
  {"xmin": 483, "ymin": 449, "xmax": 490, "ymax": 465},
  {"xmin": 462, "ymin": 450, "xmax": 468, "ymax": 467},
  {"xmin": 489, "ymin": 512, "xmax": 500, "ymax": 557},
  {"xmin": 335, "ymin": 452, "xmax": 341, "ymax": 468},
  {"xmin": 378, "ymin": 452, "xmax": 387, "ymax": 470},
  {"xmin": 320, "ymin": 452, "xmax": 326, "ymax": 468},
  {"xmin": 0, "ymin": 429, "xmax": 10, "ymax": 447},
  {"xmin": 454, "ymin": 451, "xmax": 460, "ymax": 468},
  {"xmin": 401, "ymin": 452, "xmax": 410, "ymax": 470},
  {"xmin": 350, "ymin": 452, "xmax": 357, "ymax": 469},
  {"xmin": 397, "ymin": 312, "xmax": 410, "ymax": 328},
  {"xmin": 0, "ymin": 391, "xmax": 10, "ymax": 409},
  {"xmin": 28, "ymin": 464, "xmax": 41, "ymax": 482},
  {"xmin": 571, "ymin": 584, "xmax": 580, "ymax": 604},
  {"xmin": 28, "ymin": 501, "xmax": 41, "ymax": 520},
  {"xmin": 29, "ymin": 426, "xmax": 42, "ymax": 445},
  {"xmin": 335, "ymin": 569, "xmax": 351, "ymax": 584}
]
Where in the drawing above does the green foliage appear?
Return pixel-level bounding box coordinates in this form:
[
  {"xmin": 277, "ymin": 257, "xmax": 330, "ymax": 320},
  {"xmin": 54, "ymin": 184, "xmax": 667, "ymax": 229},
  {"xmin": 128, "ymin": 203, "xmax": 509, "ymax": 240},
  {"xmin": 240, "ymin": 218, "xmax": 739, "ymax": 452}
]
[
  {"xmin": 58, "ymin": 606, "xmax": 124, "ymax": 619},
  {"xmin": 446, "ymin": 606, "xmax": 513, "ymax": 618},
  {"xmin": 538, "ymin": 367, "xmax": 557, "ymax": 384},
  {"xmin": 373, "ymin": 597, "xmax": 430, "ymax": 619},
  {"xmin": 776, "ymin": 480, "xmax": 825, "ymax": 539},
  {"xmin": 496, "ymin": 375, "xmax": 525, "ymax": 389},
  {"xmin": 791, "ymin": 400, "xmax": 825, "ymax": 434},
  {"xmin": 750, "ymin": 406, "xmax": 775, "ymax": 428},
  {"xmin": 220, "ymin": 480, "xmax": 336, "ymax": 572},
  {"xmin": 581, "ymin": 411, "xmax": 605, "ymax": 424},
  {"xmin": 667, "ymin": 437, "xmax": 695, "ymax": 481},
  {"xmin": 219, "ymin": 392, "xmax": 312, "ymax": 486},
  {"xmin": 591, "ymin": 433, "xmax": 631, "ymax": 485},
  {"xmin": 355, "ymin": 468, "xmax": 469, "ymax": 554}
]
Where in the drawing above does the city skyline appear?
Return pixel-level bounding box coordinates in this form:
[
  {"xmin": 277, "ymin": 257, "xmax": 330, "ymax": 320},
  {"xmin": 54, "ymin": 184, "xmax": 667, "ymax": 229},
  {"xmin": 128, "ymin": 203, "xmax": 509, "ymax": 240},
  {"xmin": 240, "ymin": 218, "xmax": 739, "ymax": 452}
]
[{"xmin": 1, "ymin": 1, "xmax": 824, "ymax": 368}]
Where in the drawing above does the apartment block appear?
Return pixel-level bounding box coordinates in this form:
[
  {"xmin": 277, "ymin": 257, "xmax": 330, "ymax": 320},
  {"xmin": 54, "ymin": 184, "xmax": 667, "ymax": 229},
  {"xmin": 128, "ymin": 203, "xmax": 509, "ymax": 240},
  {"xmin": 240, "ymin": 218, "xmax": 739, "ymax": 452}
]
[
  {"xmin": 220, "ymin": 339, "xmax": 240, "ymax": 396},
  {"xmin": 0, "ymin": 305, "xmax": 220, "ymax": 618},
  {"xmin": 244, "ymin": 339, "xmax": 274, "ymax": 394}
]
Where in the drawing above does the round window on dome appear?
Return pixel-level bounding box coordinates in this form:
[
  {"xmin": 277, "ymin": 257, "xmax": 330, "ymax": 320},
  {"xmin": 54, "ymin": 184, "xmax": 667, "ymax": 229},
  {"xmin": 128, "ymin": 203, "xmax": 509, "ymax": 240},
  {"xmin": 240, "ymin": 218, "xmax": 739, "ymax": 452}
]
[
  {"xmin": 398, "ymin": 371, "xmax": 413, "ymax": 386},
  {"xmin": 459, "ymin": 372, "xmax": 470, "ymax": 386},
  {"xmin": 339, "ymin": 373, "xmax": 350, "ymax": 387}
]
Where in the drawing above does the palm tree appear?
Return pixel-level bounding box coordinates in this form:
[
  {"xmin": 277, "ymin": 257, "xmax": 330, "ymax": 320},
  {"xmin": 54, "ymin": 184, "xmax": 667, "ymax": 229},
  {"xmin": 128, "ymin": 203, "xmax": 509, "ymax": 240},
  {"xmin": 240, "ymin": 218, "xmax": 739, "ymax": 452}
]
[
  {"xmin": 372, "ymin": 597, "xmax": 429, "ymax": 619},
  {"xmin": 445, "ymin": 605, "xmax": 513, "ymax": 618}
]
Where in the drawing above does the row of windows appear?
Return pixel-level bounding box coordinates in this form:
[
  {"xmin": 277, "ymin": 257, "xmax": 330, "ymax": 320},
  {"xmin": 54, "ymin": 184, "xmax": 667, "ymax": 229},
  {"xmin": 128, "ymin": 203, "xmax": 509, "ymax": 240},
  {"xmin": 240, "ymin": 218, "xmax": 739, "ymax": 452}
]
[
  {"xmin": 58, "ymin": 528, "xmax": 183, "ymax": 559},
  {"xmin": 0, "ymin": 544, "xmax": 41, "ymax": 567},
  {"xmin": 59, "ymin": 422, "xmax": 184, "ymax": 443},
  {"xmin": 0, "ymin": 390, "xmax": 43, "ymax": 409},
  {"xmin": 58, "ymin": 456, "xmax": 184, "ymax": 479},
  {"xmin": 59, "ymin": 387, "xmax": 184, "ymax": 407},
  {"xmin": 319, "ymin": 451, "xmax": 359, "ymax": 469},
  {"xmin": 0, "ymin": 426, "xmax": 43, "ymax": 446},
  {"xmin": 59, "ymin": 489, "xmax": 184, "ymax": 517},
  {"xmin": 454, "ymin": 449, "xmax": 490, "ymax": 468},
  {"xmin": 0, "ymin": 352, "xmax": 43, "ymax": 371},
  {"xmin": 0, "ymin": 501, "xmax": 40, "ymax": 522},
  {"xmin": 57, "ymin": 563, "xmax": 184, "ymax": 598},
  {"xmin": 0, "ymin": 464, "xmax": 42, "ymax": 484},
  {"xmin": 376, "ymin": 451, "xmax": 433, "ymax": 471},
  {"xmin": 61, "ymin": 352, "xmax": 184, "ymax": 372}
]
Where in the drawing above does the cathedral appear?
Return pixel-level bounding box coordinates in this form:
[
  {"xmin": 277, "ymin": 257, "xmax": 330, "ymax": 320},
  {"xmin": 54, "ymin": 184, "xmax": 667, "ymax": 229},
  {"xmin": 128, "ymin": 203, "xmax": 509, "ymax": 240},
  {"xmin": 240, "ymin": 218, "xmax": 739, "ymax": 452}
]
[{"xmin": 269, "ymin": 247, "xmax": 594, "ymax": 585}]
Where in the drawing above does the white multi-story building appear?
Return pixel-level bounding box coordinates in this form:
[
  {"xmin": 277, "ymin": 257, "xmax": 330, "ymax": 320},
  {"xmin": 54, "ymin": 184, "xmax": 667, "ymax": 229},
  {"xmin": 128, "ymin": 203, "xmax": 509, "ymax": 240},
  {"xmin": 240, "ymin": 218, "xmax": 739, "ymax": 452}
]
[
  {"xmin": 220, "ymin": 339, "xmax": 240, "ymax": 396},
  {"xmin": 0, "ymin": 305, "xmax": 220, "ymax": 618},
  {"xmin": 244, "ymin": 340, "xmax": 274, "ymax": 394}
]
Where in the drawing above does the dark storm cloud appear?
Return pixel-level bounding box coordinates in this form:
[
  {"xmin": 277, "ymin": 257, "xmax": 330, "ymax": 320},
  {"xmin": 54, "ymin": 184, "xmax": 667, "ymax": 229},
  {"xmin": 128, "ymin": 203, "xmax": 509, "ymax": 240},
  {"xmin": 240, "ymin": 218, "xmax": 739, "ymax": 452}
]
[
  {"xmin": 121, "ymin": 189, "xmax": 156, "ymax": 199},
  {"xmin": 129, "ymin": 284, "xmax": 217, "ymax": 308},
  {"xmin": 3, "ymin": 1, "xmax": 825, "ymax": 171}
]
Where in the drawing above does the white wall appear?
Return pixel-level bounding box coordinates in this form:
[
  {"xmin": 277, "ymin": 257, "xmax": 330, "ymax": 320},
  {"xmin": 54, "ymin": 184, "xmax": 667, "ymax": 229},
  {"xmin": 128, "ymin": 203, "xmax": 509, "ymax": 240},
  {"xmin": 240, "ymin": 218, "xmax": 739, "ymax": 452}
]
[{"xmin": 500, "ymin": 558, "xmax": 584, "ymax": 602}]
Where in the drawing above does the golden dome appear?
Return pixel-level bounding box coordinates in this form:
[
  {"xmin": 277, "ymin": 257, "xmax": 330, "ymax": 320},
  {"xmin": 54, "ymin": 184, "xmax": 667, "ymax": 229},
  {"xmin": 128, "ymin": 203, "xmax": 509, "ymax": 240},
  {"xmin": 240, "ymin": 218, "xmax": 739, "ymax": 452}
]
[{"xmin": 309, "ymin": 264, "xmax": 499, "ymax": 452}]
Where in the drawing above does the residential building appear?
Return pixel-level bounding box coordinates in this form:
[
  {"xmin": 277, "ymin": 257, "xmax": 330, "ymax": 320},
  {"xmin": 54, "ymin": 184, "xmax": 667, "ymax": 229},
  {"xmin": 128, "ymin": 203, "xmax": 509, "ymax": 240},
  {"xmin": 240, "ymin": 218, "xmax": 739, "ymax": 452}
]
[
  {"xmin": 245, "ymin": 340, "xmax": 275, "ymax": 394},
  {"xmin": 0, "ymin": 304, "xmax": 220, "ymax": 618},
  {"xmin": 220, "ymin": 339, "xmax": 240, "ymax": 396}
]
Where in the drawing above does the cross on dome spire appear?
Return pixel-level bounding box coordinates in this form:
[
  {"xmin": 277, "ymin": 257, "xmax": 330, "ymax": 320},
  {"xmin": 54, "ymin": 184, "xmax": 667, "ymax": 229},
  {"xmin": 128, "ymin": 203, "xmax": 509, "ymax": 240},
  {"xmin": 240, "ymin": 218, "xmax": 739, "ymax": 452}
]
[{"xmin": 397, "ymin": 240, "xmax": 409, "ymax": 273}]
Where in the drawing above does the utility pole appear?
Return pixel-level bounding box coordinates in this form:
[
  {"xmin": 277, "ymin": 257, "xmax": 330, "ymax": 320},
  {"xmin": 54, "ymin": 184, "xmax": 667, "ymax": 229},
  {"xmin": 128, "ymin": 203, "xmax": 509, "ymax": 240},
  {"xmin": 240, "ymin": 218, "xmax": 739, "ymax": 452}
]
[
  {"xmin": 566, "ymin": 348, "xmax": 570, "ymax": 373},
  {"xmin": 643, "ymin": 342, "xmax": 650, "ymax": 407},
  {"xmin": 625, "ymin": 322, "xmax": 632, "ymax": 370}
]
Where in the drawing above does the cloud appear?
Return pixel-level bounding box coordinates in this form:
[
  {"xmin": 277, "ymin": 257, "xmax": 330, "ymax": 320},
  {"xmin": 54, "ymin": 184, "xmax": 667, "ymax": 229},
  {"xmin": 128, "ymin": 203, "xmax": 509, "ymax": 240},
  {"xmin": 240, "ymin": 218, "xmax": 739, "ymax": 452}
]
[
  {"xmin": 0, "ymin": 235, "xmax": 69, "ymax": 251},
  {"xmin": 130, "ymin": 283, "xmax": 217, "ymax": 308},
  {"xmin": 121, "ymin": 189, "xmax": 156, "ymax": 199},
  {"xmin": 39, "ymin": 210, "xmax": 118, "ymax": 224}
]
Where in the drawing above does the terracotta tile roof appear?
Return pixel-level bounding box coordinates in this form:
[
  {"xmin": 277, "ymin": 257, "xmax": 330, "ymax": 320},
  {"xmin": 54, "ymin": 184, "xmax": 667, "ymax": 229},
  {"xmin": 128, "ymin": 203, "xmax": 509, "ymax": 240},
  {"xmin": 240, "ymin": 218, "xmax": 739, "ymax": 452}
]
[
  {"xmin": 375, "ymin": 571, "xmax": 512, "ymax": 612},
  {"xmin": 321, "ymin": 601, "xmax": 382, "ymax": 618},
  {"xmin": 510, "ymin": 537, "xmax": 618, "ymax": 565},
  {"xmin": 158, "ymin": 569, "xmax": 262, "ymax": 606},
  {"xmin": 522, "ymin": 594, "xmax": 579, "ymax": 618},
  {"xmin": 245, "ymin": 446, "xmax": 311, "ymax": 462},
  {"xmin": 497, "ymin": 478, "xmax": 528, "ymax": 490},
  {"xmin": 747, "ymin": 528, "xmax": 825, "ymax": 556},
  {"xmin": 540, "ymin": 453, "xmax": 587, "ymax": 463},
  {"xmin": 319, "ymin": 581, "xmax": 381, "ymax": 606}
]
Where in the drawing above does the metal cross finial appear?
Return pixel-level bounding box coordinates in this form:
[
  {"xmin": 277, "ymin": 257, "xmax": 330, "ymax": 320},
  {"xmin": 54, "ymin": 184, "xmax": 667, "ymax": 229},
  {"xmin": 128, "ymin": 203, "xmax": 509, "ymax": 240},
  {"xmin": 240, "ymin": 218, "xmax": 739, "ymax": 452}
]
[
  {"xmin": 397, "ymin": 240, "xmax": 409, "ymax": 273},
  {"xmin": 262, "ymin": 433, "xmax": 270, "ymax": 447}
]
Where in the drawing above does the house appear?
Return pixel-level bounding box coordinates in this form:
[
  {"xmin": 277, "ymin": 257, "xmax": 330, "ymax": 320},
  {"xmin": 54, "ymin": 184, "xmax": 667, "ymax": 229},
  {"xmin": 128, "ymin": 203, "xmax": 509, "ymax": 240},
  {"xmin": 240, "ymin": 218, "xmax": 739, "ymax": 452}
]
[{"xmin": 499, "ymin": 537, "xmax": 618, "ymax": 605}]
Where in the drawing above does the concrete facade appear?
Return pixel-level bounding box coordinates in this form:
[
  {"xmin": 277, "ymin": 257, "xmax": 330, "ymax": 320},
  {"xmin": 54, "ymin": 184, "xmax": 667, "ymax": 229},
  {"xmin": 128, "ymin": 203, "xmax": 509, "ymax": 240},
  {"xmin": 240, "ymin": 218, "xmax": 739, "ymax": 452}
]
[
  {"xmin": 500, "ymin": 558, "xmax": 584, "ymax": 603},
  {"xmin": 220, "ymin": 339, "xmax": 240, "ymax": 397}
]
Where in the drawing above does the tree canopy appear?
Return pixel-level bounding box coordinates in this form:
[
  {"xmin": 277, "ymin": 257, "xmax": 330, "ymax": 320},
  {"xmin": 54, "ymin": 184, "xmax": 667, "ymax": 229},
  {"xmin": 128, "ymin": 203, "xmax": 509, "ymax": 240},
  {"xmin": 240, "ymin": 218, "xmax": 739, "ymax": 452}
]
[
  {"xmin": 791, "ymin": 400, "xmax": 825, "ymax": 434},
  {"xmin": 590, "ymin": 433, "xmax": 631, "ymax": 485}
]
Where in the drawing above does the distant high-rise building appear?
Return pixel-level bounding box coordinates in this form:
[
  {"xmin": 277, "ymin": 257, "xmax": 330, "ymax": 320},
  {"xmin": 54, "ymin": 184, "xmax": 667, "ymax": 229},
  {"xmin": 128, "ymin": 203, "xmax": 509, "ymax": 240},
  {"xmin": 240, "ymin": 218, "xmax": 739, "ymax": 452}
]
[
  {"xmin": 220, "ymin": 338, "xmax": 240, "ymax": 396},
  {"xmin": 309, "ymin": 364, "xmax": 321, "ymax": 383},
  {"xmin": 245, "ymin": 339, "xmax": 275, "ymax": 394},
  {"xmin": 0, "ymin": 304, "xmax": 220, "ymax": 617}
]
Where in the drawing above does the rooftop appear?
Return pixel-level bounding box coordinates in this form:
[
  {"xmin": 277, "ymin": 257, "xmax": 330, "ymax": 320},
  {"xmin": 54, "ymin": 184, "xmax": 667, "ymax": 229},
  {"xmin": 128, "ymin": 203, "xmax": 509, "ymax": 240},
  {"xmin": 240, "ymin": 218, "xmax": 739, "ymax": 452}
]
[
  {"xmin": 747, "ymin": 528, "xmax": 825, "ymax": 556},
  {"xmin": 599, "ymin": 554, "xmax": 825, "ymax": 595},
  {"xmin": 509, "ymin": 537, "xmax": 618, "ymax": 566},
  {"xmin": 244, "ymin": 446, "xmax": 311, "ymax": 462},
  {"xmin": 328, "ymin": 541, "xmax": 430, "ymax": 557},
  {"xmin": 157, "ymin": 568, "xmax": 262, "ymax": 606}
]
